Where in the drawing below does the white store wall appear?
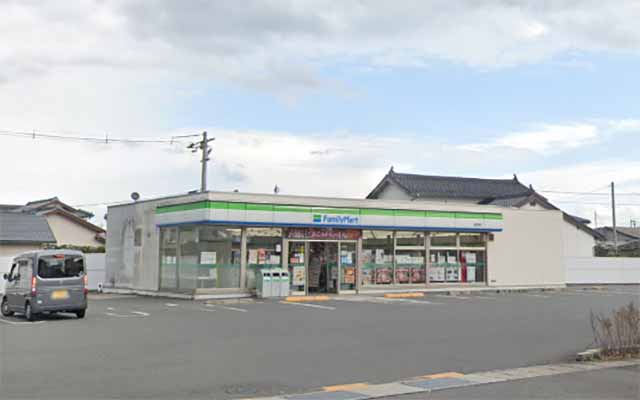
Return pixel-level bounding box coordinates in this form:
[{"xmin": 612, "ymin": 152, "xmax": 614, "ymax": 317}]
[{"xmin": 488, "ymin": 208, "xmax": 566, "ymax": 287}]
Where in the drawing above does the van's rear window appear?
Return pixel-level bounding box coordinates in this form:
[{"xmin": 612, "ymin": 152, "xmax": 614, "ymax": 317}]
[{"xmin": 37, "ymin": 256, "xmax": 85, "ymax": 278}]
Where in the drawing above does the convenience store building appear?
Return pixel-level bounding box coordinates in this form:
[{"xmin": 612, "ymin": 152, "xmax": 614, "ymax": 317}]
[{"xmin": 105, "ymin": 190, "xmax": 567, "ymax": 296}]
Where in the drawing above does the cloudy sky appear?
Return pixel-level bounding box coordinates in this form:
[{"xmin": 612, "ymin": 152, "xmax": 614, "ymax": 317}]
[{"xmin": 1, "ymin": 1, "xmax": 639, "ymax": 228}]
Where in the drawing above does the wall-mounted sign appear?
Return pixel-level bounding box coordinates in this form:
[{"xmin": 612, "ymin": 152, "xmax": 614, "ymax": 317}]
[
  {"xmin": 313, "ymin": 214, "xmax": 360, "ymax": 225},
  {"xmin": 286, "ymin": 228, "xmax": 362, "ymax": 240}
]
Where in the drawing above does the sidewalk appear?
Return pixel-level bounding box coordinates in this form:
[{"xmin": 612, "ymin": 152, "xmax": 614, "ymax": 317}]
[
  {"xmin": 380, "ymin": 364, "xmax": 640, "ymax": 399},
  {"xmin": 245, "ymin": 359, "xmax": 640, "ymax": 400}
]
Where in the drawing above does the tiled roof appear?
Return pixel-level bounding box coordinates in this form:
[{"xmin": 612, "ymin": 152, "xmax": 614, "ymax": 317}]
[
  {"xmin": 616, "ymin": 227, "xmax": 640, "ymax": 238},
  {"xmin": 370, "ymin": 169, "xmax": 531, "ymax": 200},
  {"xmin": 0, "ymin": 212, "xmax": 56, "ymax": 244}
]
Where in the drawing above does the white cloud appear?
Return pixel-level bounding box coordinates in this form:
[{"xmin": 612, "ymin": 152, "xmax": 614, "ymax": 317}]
[
  {"xmin": 460, "ymin": 119, "xmax": 640, "ymax": 154},
  {"xmin": 520, "ymin": 161, "xmax": 640, "ymax": 226},
  {"xmin": 2, "ymin": 1, "xmax": 640, "ymax": 95}
]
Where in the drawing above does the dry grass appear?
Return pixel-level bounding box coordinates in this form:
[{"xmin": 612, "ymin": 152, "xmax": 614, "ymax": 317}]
[{"xmin": 591, "ymin": 301, "xmax": 640, "ymax": 358}]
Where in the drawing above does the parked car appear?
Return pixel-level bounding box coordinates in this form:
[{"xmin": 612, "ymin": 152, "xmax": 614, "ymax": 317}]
[{"xmin": 1, "ymin": 250, "xmax": 88, "ymax": 321}]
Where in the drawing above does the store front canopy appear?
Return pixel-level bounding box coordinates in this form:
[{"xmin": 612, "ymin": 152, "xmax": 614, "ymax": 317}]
[{"xmin": 155, "ymin": 200, "xmax": 502, "ymax": 232}]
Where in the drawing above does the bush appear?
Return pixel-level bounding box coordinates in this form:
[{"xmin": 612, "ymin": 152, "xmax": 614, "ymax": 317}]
[
  {"xmin": 43, "ymin": 244, "xmax": 105, "ymax": 253},
  {"xmin": 590, "ymin": 302, "xmax": 640, "ymax": 358}
]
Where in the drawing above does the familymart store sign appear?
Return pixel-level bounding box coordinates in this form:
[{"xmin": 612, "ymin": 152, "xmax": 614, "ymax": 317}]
[{"xmin": 155, "ymin": 200, "xmax": 502, "ymax": 232}]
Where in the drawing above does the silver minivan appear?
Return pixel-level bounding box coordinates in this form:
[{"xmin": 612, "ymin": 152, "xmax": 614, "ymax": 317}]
[{"xmin": 1, "ymin": 250, "xmax": 88, "ymax": 321}]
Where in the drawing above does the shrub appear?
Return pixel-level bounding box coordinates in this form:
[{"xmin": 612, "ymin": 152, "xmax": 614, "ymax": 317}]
[{"xmin": 590, "ymin": 302, "xmax": 640, "ymax": 358}]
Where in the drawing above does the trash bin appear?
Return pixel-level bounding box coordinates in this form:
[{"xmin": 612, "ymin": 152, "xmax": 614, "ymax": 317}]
[
  {"xmin": 271, "ymin": 270, "xmax": 282, "ymax": 297},
  {"xmin": 279, "ymin": 269, "xmax": 290, "ymax": 297},
  {"xmin": 256, "ymin": 269, "xmax": 273, "ymax": 298}
]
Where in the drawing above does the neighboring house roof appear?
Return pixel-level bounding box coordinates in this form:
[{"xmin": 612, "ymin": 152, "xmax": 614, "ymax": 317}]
[
  {"xmin": 367, "ymin": 168, "xmax": 531, "ymax": 200},
  {"xmin": 616, "ymin": 227, "xmax": 640, "ymax": 238},
  {"xmin": 594, "ymin": 227, "xmax": 640, "ymax": 242},
  {"xmin": 367, "ymin": 167, "xmax": 601, "ymax": 239},
  {"xmin": 0, "ymin": 212, "xmax": 56, "ymax": 244},
  {"xmin": 18, "ymin": 197, "xmax": 94, "ymax": 219},
  {"xmin": 39, "ymin": 208, "xmax": 105, "ymax": 234}
]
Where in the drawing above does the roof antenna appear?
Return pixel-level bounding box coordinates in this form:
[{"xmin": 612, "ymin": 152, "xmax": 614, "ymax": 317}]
[{"xmin": 513, "ymin": 173, "xmax": 518, "ymax": 182}]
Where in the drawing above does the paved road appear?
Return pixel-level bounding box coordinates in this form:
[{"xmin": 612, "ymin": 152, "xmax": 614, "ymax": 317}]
[
  {"xmin": 380, "ymin": 365, "xmax": 640, "ymax": 399},
  {"xmin": 1, "ymin": 286, "xmax": 638, "ymax": 399}
]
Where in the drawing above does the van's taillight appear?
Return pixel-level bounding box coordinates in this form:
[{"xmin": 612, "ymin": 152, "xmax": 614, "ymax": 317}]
[
  {"xmin": 31, "ymin": 276, "xmax": 37, "ymax": 296},
  {"xmin": 83, "ymin": 275, "xmax": 89, "ymax": 295}
]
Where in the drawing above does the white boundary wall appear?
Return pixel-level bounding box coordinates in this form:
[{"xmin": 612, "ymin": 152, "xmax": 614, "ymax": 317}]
[
  {"xmin": 566, "ymin": 257, "xmax": 640, "ymax": 284},
  {"xmin": 0, "ymin": 254, "xmax": 105, "ymax": 294}
]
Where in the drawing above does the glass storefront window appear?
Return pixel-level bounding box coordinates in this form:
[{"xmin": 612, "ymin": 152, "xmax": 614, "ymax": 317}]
[
  {"xmin": 395, "ymin": 231, "xmax": 425, "ymax": 247},
  {"xmin": 395, "ymin": 231, "xmax": 425, "ymax": 284},
  {"xmin": 460, "ymin": 250, "xmax": 486, "ymax": 283},
  {"xmin": 288, "ymin": 241, "xmax": 306, "ymax": 294},
  {"xmin": 159, "ymin": 227, "xmax": 178, "ymax": 290},
  {"xmin": 362, "ymin": 230, "xmax": 394, "ymax": 285},
  {"xmin": 459, "ymin": 233, "xmax": 486, "ymax": 248},
  {"xmin": 246, "ymin": 227, "xmax": 283, "ymax": 289},
  {"xmin": 340, "ymin": 242, "xmax": 357, "ymax": 290},
  {"xmin": 178, "ymin": 226, "xmax": 241, "ymax": 290},
  {"xmin": 395, "ymin": 249, "xmax": 426, "ymax": 284},
  {"xmin": 430, "ymin": 232, "xmax": 457, "ymax": 248},
  {"xmin": 429, "ymin": 249, "xmax": 459, "ymax": 283}
]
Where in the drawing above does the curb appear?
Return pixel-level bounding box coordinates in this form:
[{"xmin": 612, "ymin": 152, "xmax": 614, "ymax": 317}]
[{"xmin": 243, "ymin": 359, "xmax": 640, "ymax": 400}]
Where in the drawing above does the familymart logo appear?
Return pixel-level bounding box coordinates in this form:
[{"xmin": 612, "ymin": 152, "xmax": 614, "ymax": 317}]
[{"xmin": 313, "ymin": 214, "xmax": 360, "ymax": 225}]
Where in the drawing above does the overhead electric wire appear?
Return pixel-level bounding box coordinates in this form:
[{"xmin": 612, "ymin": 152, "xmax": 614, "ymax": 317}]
[{"xmin": 0, "ymin": 129, "xmax": 199, "ymax": 144}]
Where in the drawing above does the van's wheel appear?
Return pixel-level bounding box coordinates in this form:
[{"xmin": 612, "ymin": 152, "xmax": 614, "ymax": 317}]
[
  {"xmin": 25, "ymin": 302, "xmax": 37, "ymax": 321},
  {"xmin": 1, "ymin": 297, "xmax": 13, "ymax": 317},
  {"xmin": 76, "ymin": 310, "xmax": 86, "ymax": 319}
]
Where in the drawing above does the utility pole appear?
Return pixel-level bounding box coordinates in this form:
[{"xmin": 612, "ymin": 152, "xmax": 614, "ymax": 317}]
[
  {"xmin": 187, "ymin": 131, "xmax": 214, "ymax": 192},
  {"xmin": 611, "ymin": 181, "xmax": 617, "ymax": 255}
]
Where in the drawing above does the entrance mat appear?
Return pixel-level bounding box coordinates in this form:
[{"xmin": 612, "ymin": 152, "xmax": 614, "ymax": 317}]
[{"xmin": 285, "ymin": 391, "xmax": 367, "ymax": 400}]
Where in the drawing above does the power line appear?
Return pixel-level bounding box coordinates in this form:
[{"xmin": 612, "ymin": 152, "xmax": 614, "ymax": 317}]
[
  {"xmin": 0, "ymin": 129, "xmax": 199, "ymax": 144},
  {"xmin": 540, "ymin": 189, "xmax": 640, "ymax": 196},
  {"xmin": 552, "ymin": 199, "xmax": 640, "ymax": 206}
]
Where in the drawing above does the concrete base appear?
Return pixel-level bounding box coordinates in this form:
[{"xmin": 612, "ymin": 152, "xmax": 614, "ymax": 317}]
[{"xmin": 104, "ymin": 284, "xmax": 568, "ymax": 300}]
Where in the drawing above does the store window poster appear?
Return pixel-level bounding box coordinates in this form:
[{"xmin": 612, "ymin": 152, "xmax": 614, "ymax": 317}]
[
  {"xmin": 395, "ymin": 267, "xmax": 410, "ymax": 283},
  {"xmin": 292, "ymin": 266, "xmax": 305, "ymax": 285},
  {"xmin": 375, "ymin": 267, "xmax": 392, "ymax": 284}
]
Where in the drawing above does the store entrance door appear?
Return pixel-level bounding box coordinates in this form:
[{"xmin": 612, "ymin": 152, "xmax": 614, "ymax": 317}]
[{"xmin": 307, "ymin": 242, "xmax": 338, "ymax": 294}]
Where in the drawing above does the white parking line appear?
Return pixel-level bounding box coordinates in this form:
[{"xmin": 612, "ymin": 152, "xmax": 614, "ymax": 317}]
[
  {"xmin": 521, "ymin": 293, "xmax": 550, "ymax": 298},
  {"xmin": 217, "ymin": 305, "xmax": 248, "ymax": 312},
  {"xmin": 381, "ymin": 298, "xmax": 443, "ymax": 305},
  {"xmin": 165, "ymin": 303, "xmax": 179, "ymax": 307},
  {"xmin": 433, "ymin": 295, "xmax": 471, "ymax": 300},
  {"xmin": 197, "ymin": 307, "xmax": 217, "ymax": 313},
  {"xmin": 279, "ymin": 301, "xmax": 336, "ymax": 310},
  {"xmin": 0, "ymin": 318, "xmax": 45, "ymax": 325},
  {"xmin": 130, "ymin": 311, "xmax": 150, "ymax": 317},
  {"xmin": 105, "ymin": 312, "xmax": 137, "ymax": 318}
]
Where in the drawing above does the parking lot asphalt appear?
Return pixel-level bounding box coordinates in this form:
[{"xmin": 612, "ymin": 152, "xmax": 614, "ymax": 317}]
[{"xmin": 1, "ymin": 286, "xmax": 638, "ymax": 399}]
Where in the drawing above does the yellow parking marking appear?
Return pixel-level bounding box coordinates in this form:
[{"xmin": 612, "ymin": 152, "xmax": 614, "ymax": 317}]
[
  {"xmin": 285, "ymin": 295, "xmax": 330, "ymax": 302},
  {"xmin": 420, "ymin": 372, "xmax": 465, "ymax": 379},
  {"xmin": 323, "ymin": 383, "xmax": 369, "ymax": 392},
  {"xmin": 384, "ymin": 292, "xmax": 424, "ymax": 298}
]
